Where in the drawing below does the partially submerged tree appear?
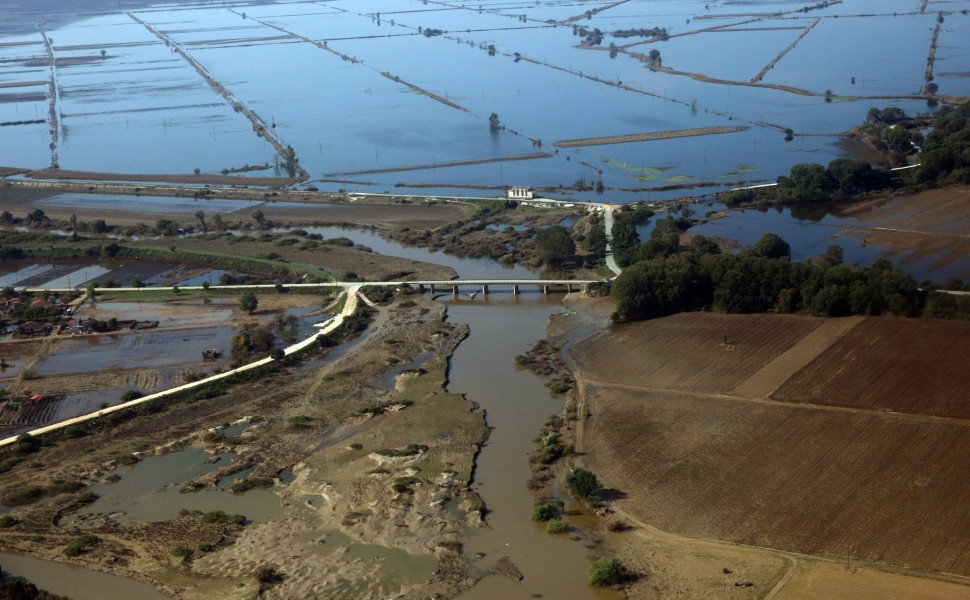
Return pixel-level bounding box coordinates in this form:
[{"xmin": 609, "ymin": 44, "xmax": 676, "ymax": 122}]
[{"xmin": 240, "ymin": 291, "xmax": 258, "ymax": 314}]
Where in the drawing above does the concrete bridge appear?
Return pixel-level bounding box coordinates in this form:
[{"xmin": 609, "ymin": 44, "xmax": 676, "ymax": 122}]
[{"xmin": 25, "ymin": 279, "xmax": 601, "ymax": 296}]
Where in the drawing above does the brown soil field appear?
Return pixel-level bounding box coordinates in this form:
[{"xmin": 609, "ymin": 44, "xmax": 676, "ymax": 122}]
[
  {"xmin": 572, "ymin": 312, "xmax": 823, "ymax": 393},
  {"xmin": 574, "ymin": 312, "xmax": 970, "ymax": 590},
  {"xmin": 771, "ymin": 317, "xmax": 970, "ymax": 418},
  {"xmin": 553, "ymin": 126, "xmax": 749, "ymax": 148},
  {"xmin": 583, "ymin": 384, "xmax": 970, "ymax": 577}
]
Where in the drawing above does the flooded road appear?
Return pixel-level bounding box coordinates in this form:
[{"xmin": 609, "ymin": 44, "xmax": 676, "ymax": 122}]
[{"xmin": 445, "ymin": 295, "xmax": 620, "ymax": 600}]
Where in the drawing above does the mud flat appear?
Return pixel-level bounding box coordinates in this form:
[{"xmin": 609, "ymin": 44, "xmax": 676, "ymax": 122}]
[
  {"xmin": 553, "ymin": 127, "xmax": 749, "ymax": 148},
  {"xmin": 573, "ymin": 312, "xmax": 970, "ymax": 595}
]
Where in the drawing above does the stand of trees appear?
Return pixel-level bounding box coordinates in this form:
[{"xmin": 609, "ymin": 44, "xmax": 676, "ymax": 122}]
[
  {"xmin": 613, "ymin": 232, "xmax": 923, "ymax": 321},
  {"xmin": 724, "ymin": 158, "xmax": 894, "ymax": 207},
  {"xmin": 912, "ymin": 103, "xmax": 970, "ymax": 185}
]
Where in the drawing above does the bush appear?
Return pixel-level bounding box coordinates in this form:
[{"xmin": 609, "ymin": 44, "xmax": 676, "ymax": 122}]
[
  {"xmin": 75, "ymin": 492, "xmax": 99, "ymax": 505},
  {"xmin": 63, "ymin": 534, "xmax": 100, "ymax": 556},
  {"xmin": 48, "ymin": 480, "xmax": 85, "ymax": 495},
  {"xmin": 546, "ymin": 519, "xmax": 567, "ymax": 533},
  {"xmin": 376, "ymin": 444, "xmax": 428, "ymax": 457},
  {"xmin": 1, "ymin": 486, "xmax": 46, "ymax": 506},
  {"xmin": 255, "ymin": 564, "xmax": 282, "ymax": 584},
  {"xmin": 171, "ymin": 545, "xmax": 194, "ymax": 559},
  {"xmin": 531, "ymin": 500, "xmax": 564, "ymax": 522},
  {"xmin": 288, "ymin": 415, "xmax": 313, "ymax": 430},
  {"xmin": 392, "ymin": 476, "xmax": 421, "ymax": 494},
  {"xmin": 201, "ymin": 510, "xmax": 246, "ymax": 525},
  {"xmin": 587, "ymin": 557, "xmax": 627, "ymax": 587},
  {"xmin": 0, "ymin": 515, "xmax": 21, "ymax": 527},
  {"xmin": 119, "ymin": 390, "xmax": 144, "ymax": 402}
]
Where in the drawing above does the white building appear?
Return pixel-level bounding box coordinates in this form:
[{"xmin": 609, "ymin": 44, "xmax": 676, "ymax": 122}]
[{"xmin": 507, "ymin": 186, "xmax": 534, "ymax": 200}]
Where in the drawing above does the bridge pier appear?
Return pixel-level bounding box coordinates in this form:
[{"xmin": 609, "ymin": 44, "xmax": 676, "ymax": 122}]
[
  {"xmin": 512, "ymin": 285, "xmax": 519, "ymax": 295},
  {"xmin": 429, "ymin": 283, "xmax": 435, "ymax": 294},
  {"xmin": 452, "ymin": 285, "xmax": 459, "ymax": 295},
  {"xmin": 482, "ymin": 285, "xmax": 489, "ymax": 295},
  {"xmin": 418, "ymin": 283, "xmax": 426, "ymax": 294},
  {"xmin": 543, "ymin": 285, "xmax": 548, "ymax": 295}
]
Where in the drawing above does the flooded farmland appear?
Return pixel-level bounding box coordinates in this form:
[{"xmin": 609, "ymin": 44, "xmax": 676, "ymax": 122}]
[{"xmin": 1, "ymin": 0, "xmax": 964, "ymax": 200}]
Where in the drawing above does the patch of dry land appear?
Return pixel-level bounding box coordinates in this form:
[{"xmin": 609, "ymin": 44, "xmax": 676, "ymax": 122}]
[
  {"xmin": 573, "ymin": 313, "xmax": 970, "ymax": 598},
  {"xmin": 837, "ymin": 185, "xmax": 970, "ymax": 279}
]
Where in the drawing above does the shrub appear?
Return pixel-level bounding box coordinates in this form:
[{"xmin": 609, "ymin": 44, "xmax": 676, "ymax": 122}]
[
  {"xmin": 201, "ymin": 510, "xmax": 246, "ymax": 525},
  {"xmin": 376, "ymin": 444, "xmax": 428, "ymax": 457},
  {"xmin": 0, "ymin": 515, "xmax": 21, "ymax": 528},
  {"xmin": 255, "ymin": 564, "xmax": 282, "ymax": 584},
  {"xmin": 392, "ymin": 476, "xmax": 421, "ymax": 494},
  {"xmin": 171, "ymin": 545, "xmax": 193, "ymax": 559},
  {"xmin": 64, "ymin": 534, "xmax": 100, "ymax": 556},
  {"xmin": 531, "ymin": 500, "xmax": 564, "ymax": 522},
  {"xmin": 120, "ymin": 390, "xmax": 143, "ymax": 402},
  {"xmin": 288, "ymin": 415, "xmax": 312, "ymax": 430},
  {"xmin": 48, "ymin": 480, "xmax": 85, "ymax": 495},
  {"xmin": 546, "ymin": 519, "xmax": 567, "ymax": 533},
  {"xmin": 76, "ymin": 492, "xmax": 99, "ymax": 505},
  {"xmin": 1, "ymin": 486, "xmax": 46, "ymax": 506},
  {"xmin": 587, "ymin": 557, "xmax": 627, "ymax": 587}
]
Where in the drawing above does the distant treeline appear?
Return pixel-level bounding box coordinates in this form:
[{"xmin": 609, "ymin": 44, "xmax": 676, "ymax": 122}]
[{"xmin": 723, "ymin": 102, "xmax": 970, "ymax": 208}]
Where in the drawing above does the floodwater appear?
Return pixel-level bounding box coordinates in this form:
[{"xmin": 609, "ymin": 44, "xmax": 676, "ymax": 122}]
[
  {"xmin": 35, "ymin": 326, "xmax": 235, "ymax": 375},
  {"xmin": 270, "ymin": 225, "xmax": 537, "ymax": 279},
  {"xmin": 1, "ymin": 0, "xmax": 963, "ymax": 199},
  {"xmin": 0, "ymin": 553, "xmax": 170, "ymax": 600},
  {"xmin": 445, "ymin": 295, "xmax": 620, "ymax": 600},
  {"xmin": 76, "ymin": 448, "xmax": 285, "ymax": 524}
]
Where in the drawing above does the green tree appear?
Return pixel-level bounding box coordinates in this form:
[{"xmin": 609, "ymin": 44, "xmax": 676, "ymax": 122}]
[
  {"xmin": 587, "ymin": 557, "xmax": 627, "ymax": 587},
  {"xmin": 251, "ymin": 209, "xmax": 265, "ymax": 226},
  {"xmin": 746, "ymin": 233, "xmax": 791, "ymax": 260},
  {"xmin": 489, "ymin": 112, "xmax": 501, "ymax": 129},
  {"xmin": 240, "ymin": 291, "xmax": 258, "ymax": 314},
  {"xmin": 535, "ymin": 225, "xmax": 575, "ymax": 267},
  {"xmin": 566, "ymin": 468, "xmax": 602, "ymax": 500},
  {"xmin": 648, "ymin": 48, "xmax": 661, "ymax": 65}
]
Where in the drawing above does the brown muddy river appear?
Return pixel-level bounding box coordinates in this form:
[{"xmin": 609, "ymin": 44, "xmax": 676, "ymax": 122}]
[{"xmin": 445, "ymin": 295, "xmax": 620, "ymax": 600}]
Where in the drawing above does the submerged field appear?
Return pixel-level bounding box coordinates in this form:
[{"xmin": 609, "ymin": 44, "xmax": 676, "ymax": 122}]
[
  {"xmin": 1, "ymin": 0, "xmax": 965, "ymax": 199},
  {"xmin": 575, "ymin": 313, "xmax": 970, "ymax": 594}
]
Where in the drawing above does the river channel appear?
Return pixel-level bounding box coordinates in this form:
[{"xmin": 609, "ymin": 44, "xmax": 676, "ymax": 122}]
[{"xmin": 446, "ymin": 295, "xmax": 619, "ymax": 600}]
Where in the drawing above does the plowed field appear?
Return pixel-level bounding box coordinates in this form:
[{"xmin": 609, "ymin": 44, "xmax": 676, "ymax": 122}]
[
  {"xmin": 585, "ymin": 386, "xmax": 970, "ymax": 576},
  {"xmin": 573, "ymin": 313, "xmax": 822, "ymax": 393},
  {"xmin": 772, "ymin": 317, "xmax": 970, "ymax": 418},
  {"xmin": 575, "ymin": 313, "xmax": 970, "ymax": 586}
]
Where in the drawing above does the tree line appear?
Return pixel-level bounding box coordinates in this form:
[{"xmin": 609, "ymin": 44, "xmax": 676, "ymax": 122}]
[{"xmin": 612, "ymin": 230, "xmax": 928, "ymax": 321}]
